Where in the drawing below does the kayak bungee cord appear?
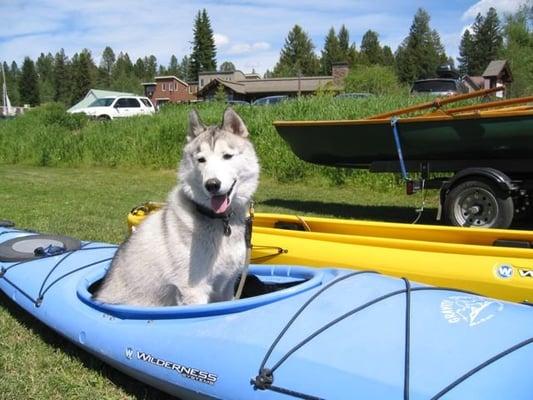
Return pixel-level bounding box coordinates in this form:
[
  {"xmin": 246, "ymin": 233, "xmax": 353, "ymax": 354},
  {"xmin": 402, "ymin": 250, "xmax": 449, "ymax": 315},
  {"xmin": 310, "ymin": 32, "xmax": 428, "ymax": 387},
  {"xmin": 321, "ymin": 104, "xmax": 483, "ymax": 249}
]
[
  {"xmin": 430, "ymin": 337, "xmax": 533, "ymax": 400},
  {"xmin": 250, "ymin": 245, "xmax": 288, "ymax": 263},
  {"xmin": 252, "ymin": 270, "xmax": 528, "ymax": 400},
  {"xmin": 0, "ymin": 229, "xmax": 22, "ymax": 238},
  {"xmin": 0, "ymin": 242, "xmax": 117, "ymax": 307},
  {"xmin": 252, "ymin": 270, "xmax": 379, "ymax": 400}
]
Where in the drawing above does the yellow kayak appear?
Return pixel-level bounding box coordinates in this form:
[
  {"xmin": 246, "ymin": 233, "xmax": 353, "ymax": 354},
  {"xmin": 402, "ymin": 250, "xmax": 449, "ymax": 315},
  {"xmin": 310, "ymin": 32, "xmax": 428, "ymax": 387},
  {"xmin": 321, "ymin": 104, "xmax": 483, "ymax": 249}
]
[{"xmin": 127, "ymin": 204, "xmax": 533, "ymax": 303}]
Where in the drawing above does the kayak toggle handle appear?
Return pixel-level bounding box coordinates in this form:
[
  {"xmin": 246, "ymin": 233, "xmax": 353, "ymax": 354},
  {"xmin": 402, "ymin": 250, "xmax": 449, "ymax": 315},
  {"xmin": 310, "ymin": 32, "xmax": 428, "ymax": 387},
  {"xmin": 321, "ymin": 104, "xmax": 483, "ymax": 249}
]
[
  {"xmin": 251, "ymin": 368, "xmax": 273, "ymax": 390},
  {"xmin": 34, "ymin": 245, "xmax": 67, "ymax": 257}
]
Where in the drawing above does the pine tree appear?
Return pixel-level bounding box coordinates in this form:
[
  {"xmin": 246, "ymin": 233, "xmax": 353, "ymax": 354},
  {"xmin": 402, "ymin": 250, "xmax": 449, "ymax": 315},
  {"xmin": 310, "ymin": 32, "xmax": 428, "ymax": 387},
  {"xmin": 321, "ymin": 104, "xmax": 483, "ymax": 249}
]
[
  {"xmin": 338, "ymin": 25, "xmax": 358, "ymax": 65},
  {"xmin": 133, "ymin": 58, "xmax": 146, "ymax": 80},
  {"xmin": 53, "ymin": 49, "xmax": 70, "ymax": 104},
  {"xmin": 111, "ymin": 52, "xmax": 139, "ymax": 93},
  {"xmin": 144, "ymin": 55, "xmax": 157, "ymax": 80},
  {"xmin": 70, "ymin": 49, "xmax": 96, "ymax": 104},
  {"xmin": 338, "ymin": 25, "xmax": 350, "ymax": 56},
  {"xmin": 360, "ymin": 30, "xmax": 383, "ymax": 65},
  {"xmin": 382, "ymin": 46, "xmax": 395, "ymax": 66},
  {"xmin": 99, "ymin": 46, "xmax": 116, "ymax": 88},
  {"xmin": 272, "ymin": 25, "xmax": 320, "ymax": 77},
  {"xmin": 36, "ymin": 52, "xmax": 55, "ymax": 103},
  {"xmin": 395, "ymin": 8, "xmax": 448, "ymax": 82},
  {"xmin": 189, "ymin": 9, "xmax": 217, "ymax": 79},
  {"xmin": 321, "ymin": 28, "xmax": 341, "ymax": 74},
  {"xmin": 19, "ymin": 57, "xmax": 40, "ymax": 106},
  {"xmin": 457, "ymin": 29, "xmax": 474, "ymax": 75},
  {"xmin": 470, "ymin": 7, "xmax": 503, "ymax": 75},
  {"xmin": 178, "ymin": 56, "xmax": 191, "ymax": 81},
  {"xmin": 168, "ymin": 55, "xmax": 179, "ymax": 76}
]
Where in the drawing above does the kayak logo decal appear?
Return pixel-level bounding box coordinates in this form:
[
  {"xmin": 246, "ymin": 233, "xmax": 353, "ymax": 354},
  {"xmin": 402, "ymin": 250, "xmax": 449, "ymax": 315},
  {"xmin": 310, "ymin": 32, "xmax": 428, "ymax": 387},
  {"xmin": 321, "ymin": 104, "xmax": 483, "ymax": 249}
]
[
  {"xmin": 440, "ymin": 296, "xmax": 504, "ymax": 327},
  {"xmin": 519, "ymin": 268, "xmax": 533, "ymax": 278},
  {"xmin": 125, "ymin": 348, "xmax": 218, "ymax": 385},
  {"xmin": 494, "ymin": 263, "xmax": 514, "ymax": 279}
]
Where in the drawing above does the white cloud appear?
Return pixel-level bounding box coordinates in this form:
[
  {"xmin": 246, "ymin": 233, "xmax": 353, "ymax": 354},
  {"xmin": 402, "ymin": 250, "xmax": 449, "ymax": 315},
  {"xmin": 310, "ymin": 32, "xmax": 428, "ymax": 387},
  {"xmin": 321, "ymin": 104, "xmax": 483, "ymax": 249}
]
[
  {"xmin": 462, "ymin": 0, "xmax": 523, "ymax": 20},
  {"xmin": 214, "ymin": 33, "xmax": 230, "ymax": 47},
  {"xmin": 226, "ymin": 41, "xmax": 271, "ymax": 55}
]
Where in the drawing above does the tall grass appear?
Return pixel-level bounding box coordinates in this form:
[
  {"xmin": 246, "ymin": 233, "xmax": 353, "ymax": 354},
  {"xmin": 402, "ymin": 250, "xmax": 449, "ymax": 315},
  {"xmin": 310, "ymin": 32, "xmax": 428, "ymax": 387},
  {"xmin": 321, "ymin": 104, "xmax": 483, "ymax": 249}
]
[{"xmin": 0, "ymin": 95, "xmax": 435, "ymax": 186}]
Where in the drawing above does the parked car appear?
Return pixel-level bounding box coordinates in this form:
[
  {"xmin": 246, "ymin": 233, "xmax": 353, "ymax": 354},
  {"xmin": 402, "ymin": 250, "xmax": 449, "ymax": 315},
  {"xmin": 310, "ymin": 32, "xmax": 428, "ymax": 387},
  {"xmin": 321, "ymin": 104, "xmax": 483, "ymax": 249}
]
[
  {"xmin": 252, "ymin": 95, "xmax": 288, "ymax": 105},
  {"xmin": 410, "ymin": 79, "xmax": 469, "ymax": 96},
  {"xmin": 335, "ymin": 92, "xmax": 373, "ymax": 99},
  {"xmin": 226, "ymin": 100, "xmax": 250, "ymax": 105},
  {"xmin": 69, "ymin": 96, "xmax": 155, "ymax": 120}
]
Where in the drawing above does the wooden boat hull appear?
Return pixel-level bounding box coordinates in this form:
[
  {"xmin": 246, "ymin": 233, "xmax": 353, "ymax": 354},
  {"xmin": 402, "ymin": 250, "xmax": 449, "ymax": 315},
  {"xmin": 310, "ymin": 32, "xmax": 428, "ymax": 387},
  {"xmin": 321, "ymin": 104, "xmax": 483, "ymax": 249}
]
[{"xmin": 274, "ymin": 111, "xmax": 533, "ymax": 171}]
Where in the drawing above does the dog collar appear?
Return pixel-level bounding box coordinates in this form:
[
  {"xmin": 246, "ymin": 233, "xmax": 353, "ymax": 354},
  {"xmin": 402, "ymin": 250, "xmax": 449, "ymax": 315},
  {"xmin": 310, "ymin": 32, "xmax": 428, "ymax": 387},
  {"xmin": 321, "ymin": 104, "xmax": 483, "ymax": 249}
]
[{"xmin": 194, "ymin": 203, "xmax": 233, "ymax": 236}]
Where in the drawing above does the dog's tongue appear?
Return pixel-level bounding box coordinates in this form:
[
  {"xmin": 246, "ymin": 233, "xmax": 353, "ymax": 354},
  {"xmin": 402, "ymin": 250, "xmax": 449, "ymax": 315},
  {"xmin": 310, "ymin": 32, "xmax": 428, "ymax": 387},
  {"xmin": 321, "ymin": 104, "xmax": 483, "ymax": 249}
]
[{"xmin": 211, "ymin": 194, "xmax": 230, "ymax": 214}]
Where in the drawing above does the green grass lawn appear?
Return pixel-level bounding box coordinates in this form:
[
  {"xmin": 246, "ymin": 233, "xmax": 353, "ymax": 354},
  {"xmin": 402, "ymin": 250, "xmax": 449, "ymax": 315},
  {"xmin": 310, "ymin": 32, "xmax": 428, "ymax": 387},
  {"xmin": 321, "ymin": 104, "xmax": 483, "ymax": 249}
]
[{"xmin": 0, "ymin": 164, "xmax": 441, "ymax": 400}]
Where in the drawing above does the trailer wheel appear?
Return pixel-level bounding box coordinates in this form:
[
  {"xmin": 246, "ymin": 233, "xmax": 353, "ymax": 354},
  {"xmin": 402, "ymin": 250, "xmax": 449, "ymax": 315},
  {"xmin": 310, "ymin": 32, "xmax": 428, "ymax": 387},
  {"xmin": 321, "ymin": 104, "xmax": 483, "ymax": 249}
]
[{"xmin": 444, "ymin": 179, "xmax": 514, "ymax": 228}]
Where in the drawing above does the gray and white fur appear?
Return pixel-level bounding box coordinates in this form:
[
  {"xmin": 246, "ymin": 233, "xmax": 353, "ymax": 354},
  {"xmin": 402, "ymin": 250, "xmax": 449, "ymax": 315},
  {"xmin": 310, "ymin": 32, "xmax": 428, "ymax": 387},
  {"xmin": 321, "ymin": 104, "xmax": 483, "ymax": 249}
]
[{"xmin": 94, "ymin": 108, "xmax": 259, "ymax": 306}]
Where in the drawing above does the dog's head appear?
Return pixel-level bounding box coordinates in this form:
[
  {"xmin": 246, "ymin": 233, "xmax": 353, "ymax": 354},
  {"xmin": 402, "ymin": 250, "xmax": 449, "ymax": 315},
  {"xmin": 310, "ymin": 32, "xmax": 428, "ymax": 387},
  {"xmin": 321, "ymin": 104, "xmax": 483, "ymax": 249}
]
[{"xmin": 179, "ymin": 108, "xmax": 259, "ymax": 214}]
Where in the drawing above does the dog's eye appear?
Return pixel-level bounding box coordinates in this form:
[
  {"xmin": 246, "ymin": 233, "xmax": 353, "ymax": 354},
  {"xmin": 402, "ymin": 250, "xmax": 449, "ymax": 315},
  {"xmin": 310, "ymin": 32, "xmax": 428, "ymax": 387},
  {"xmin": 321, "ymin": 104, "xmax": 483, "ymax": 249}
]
[
  {"xmin": 223, "ymin": 154, "xmax": 233, "ymax": 160},
  {"xmin": 197, "ymin": 157, "xmax": 206, "ymax": 163}
]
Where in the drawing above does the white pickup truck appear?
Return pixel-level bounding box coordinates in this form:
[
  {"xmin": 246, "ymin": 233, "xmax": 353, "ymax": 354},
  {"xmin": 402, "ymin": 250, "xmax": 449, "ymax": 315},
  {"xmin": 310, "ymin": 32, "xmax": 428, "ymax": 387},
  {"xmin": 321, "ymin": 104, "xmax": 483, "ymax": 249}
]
[{"xmin": 70, "ymin": 96, "xmax": 155, "ymax": 120}]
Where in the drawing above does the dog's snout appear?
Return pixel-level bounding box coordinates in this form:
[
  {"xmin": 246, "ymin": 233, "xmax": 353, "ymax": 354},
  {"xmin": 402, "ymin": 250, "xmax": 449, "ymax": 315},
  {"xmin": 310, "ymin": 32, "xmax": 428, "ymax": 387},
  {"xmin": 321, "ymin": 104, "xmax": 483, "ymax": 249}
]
[{"xmin": 205, "ymin": 178, "xmax": 221, "ymax": 194}]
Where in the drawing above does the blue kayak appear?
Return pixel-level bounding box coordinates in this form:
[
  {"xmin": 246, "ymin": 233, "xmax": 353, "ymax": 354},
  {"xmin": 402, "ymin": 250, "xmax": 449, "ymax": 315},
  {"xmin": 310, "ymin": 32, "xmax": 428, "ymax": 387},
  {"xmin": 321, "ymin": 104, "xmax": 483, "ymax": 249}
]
[{"xmin": 0, "ymin": 227, "xmax": 532, "ymax": 400}]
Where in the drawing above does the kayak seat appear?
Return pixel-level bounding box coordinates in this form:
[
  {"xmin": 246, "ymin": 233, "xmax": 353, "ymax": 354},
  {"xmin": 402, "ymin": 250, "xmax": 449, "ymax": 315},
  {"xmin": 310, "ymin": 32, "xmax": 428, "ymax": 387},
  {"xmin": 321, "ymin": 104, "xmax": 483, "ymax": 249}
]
[{"xmin": 236, "ymin": 274, "xmax": 305, "ymax": 299}]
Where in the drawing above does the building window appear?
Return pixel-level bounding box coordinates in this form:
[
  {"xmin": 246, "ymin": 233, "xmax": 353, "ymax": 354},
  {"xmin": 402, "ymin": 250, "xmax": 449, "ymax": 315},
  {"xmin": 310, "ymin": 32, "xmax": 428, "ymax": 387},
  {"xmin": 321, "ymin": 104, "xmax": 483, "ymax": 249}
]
[
  {"xmin": 200, "ymin": 79, "xmax": 204, "ymax": 86},
  {"xmin": 162, "ymin": 83, "xmax": 167, "ymax": 91}
]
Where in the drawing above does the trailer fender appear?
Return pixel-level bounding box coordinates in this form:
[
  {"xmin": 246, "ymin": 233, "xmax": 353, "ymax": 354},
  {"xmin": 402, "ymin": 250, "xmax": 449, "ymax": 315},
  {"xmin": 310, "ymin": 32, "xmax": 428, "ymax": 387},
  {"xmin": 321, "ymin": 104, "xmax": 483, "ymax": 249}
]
[{"xmin": 439, "ymin": 168, "xmax": 515, "ymax": 210}]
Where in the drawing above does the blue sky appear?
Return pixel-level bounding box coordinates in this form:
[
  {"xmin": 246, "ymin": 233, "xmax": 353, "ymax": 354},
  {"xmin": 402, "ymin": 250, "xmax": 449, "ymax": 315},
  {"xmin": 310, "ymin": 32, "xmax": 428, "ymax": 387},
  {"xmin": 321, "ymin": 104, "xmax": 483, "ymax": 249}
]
[{"xmin": 0, "ymin": 0, "xmax": 524, "ymax": 75}]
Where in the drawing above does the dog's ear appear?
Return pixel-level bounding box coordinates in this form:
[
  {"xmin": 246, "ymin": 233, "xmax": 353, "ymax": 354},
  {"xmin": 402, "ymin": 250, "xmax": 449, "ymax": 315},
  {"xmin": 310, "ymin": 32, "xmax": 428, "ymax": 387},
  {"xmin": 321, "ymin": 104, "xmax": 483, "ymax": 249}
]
[
  {"xmin": 187, "ymin": 110, "xmax": 206, "ymax": 141},
  {"xmin": 221, "ymin": 107, "xmax": 249, "ymax": 138}
]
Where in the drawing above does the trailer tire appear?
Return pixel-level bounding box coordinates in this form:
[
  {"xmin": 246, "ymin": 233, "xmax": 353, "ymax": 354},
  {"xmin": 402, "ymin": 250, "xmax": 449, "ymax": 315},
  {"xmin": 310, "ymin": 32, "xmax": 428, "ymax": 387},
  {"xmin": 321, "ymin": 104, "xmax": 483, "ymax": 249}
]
[{"xmin": 444, "ymin": 179, "xmax": 514, "ymax": 229}]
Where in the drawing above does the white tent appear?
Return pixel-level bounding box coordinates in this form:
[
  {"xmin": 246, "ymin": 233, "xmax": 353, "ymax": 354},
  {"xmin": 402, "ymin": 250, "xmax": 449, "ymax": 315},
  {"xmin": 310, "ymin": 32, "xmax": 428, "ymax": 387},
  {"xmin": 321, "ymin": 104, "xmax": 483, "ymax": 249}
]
[{"xmin": 67, "ymin": 89, "xmax": 135, "ymax": 113}]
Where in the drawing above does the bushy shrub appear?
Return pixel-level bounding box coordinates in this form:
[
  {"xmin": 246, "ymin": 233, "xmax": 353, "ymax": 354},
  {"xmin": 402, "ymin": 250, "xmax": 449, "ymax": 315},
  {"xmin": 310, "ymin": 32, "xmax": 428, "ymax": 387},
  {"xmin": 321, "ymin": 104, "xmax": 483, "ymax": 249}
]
[{"xmin": 344, "ymin": 65, "xmax": 406, "ymax": 95}]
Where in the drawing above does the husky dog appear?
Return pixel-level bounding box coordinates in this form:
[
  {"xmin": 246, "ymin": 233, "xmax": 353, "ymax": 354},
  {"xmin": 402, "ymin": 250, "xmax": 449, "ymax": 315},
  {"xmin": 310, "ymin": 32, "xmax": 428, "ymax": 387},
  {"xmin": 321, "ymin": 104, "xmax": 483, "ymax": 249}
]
[{"xmin": 94, "ymin": 108, "xmax": 259, "ymax": 306}]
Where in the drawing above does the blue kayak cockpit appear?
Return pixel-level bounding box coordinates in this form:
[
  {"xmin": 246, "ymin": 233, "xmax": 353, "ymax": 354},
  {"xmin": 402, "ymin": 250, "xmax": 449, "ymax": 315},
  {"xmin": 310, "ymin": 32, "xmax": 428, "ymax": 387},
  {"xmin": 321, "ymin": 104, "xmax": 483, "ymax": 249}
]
[{"xmin": 78, "ymin": 265, "xmax": 329, "ymax": 319}]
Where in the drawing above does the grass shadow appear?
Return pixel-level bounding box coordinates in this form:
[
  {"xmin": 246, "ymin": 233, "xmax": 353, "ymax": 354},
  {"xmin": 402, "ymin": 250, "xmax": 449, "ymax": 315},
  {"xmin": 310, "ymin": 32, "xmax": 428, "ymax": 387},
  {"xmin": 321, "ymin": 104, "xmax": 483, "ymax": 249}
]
[
  {"xmin": 0, "ymin": 291, "xmax": 178, "ymax": 400},
  {"xmin": 261, "ymin": 198, "xmax": 440, "ymax": 224},
  {"xmin": 261, "ymin": 198, "xmax": 533, "ymax": 229}
]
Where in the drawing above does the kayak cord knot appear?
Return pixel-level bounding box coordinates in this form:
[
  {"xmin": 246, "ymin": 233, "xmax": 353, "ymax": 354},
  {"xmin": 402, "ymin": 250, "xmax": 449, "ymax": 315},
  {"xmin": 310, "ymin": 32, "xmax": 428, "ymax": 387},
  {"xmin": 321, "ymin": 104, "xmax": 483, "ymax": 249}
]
[{"xmin": 251, "ymin": 368, "xmax": 273, "ymax": 390}]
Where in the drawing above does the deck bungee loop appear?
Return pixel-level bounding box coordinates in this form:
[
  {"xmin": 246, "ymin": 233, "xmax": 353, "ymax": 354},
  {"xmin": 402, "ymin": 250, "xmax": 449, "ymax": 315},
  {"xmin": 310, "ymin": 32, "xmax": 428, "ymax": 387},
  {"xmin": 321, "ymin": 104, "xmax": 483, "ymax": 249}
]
[
  {"xmin": 252, "ymin": 268, "xmax": 532, "ymax": 400},
  {"xmin": 0, "ymin": 242, "xmax": 117, "ymax": 307}
]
